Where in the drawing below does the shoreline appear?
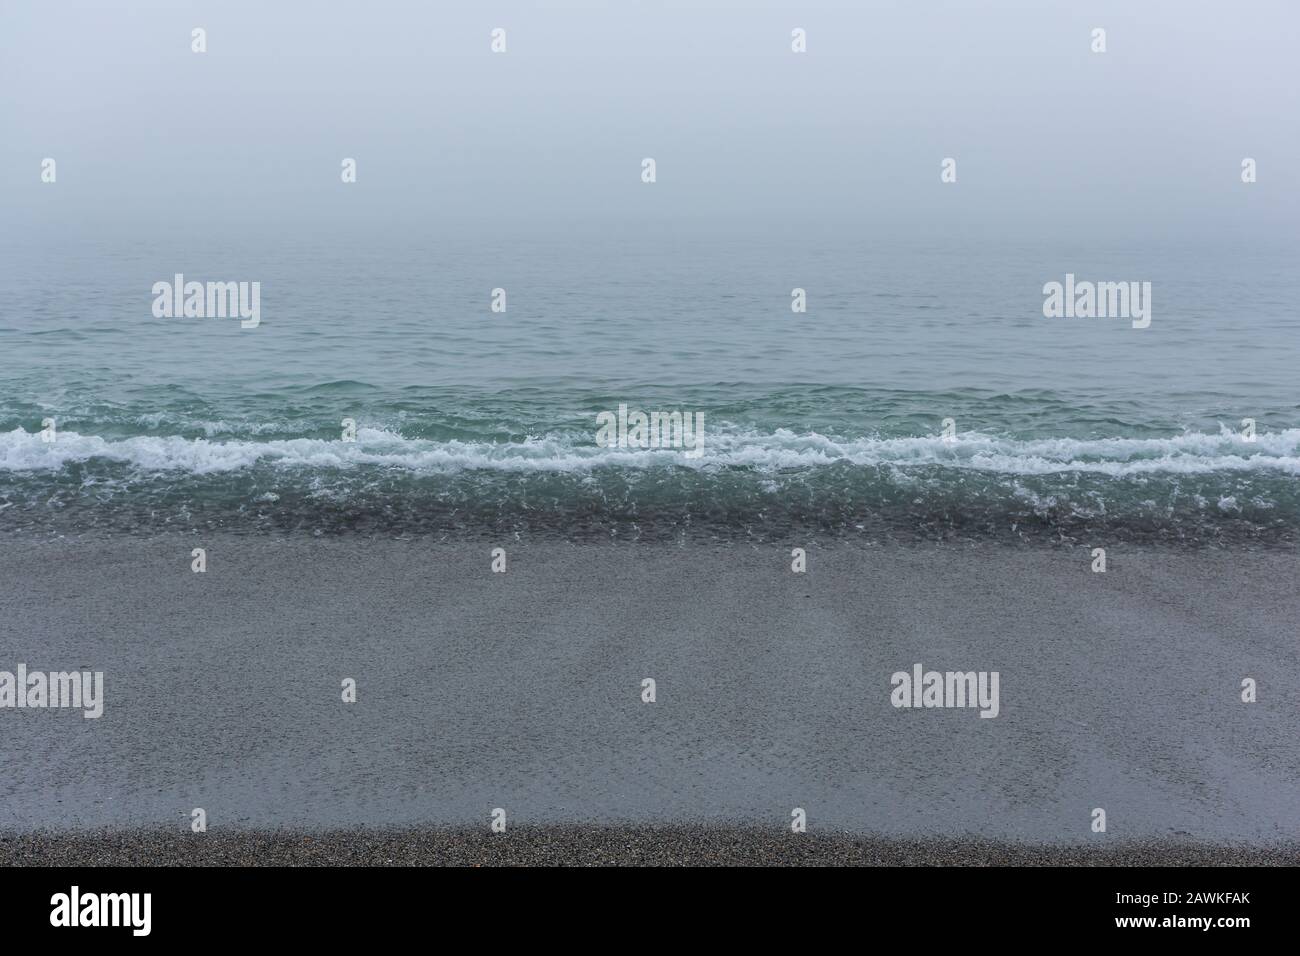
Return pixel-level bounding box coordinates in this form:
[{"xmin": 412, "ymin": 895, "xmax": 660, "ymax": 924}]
[{"xmin": 3, "ymin": 526, "xmax": 1298, "ymax": 553}]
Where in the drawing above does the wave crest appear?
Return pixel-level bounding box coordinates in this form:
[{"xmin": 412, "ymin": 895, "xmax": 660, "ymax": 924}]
[{"xmin": 2, "ymin": 425, "xmax": 1298, "ymax": 477}]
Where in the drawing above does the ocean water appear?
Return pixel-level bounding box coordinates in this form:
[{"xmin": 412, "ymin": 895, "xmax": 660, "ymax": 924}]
[{"xmin": 1, "ymin": 236, "xmax": 1297, "ymax": 544}]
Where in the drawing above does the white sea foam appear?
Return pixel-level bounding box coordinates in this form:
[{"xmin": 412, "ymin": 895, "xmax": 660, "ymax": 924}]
[{"xmin": 1, "ymin": 425, "xmax": 1298, "ymax": 478}]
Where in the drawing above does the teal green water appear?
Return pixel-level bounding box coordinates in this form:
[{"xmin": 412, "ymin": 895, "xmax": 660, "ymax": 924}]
[{"xmin": 1, "ymin": 237, "xmax": 1297, "ymax": 542}]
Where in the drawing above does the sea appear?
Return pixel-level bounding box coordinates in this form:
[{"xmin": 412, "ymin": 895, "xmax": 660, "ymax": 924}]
[{"xmin": 1, "ymin": 235, "xmax": 1296, "ymax": 545}]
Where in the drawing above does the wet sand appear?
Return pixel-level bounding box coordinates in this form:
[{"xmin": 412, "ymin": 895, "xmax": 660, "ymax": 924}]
[{"xmin": 0, "ymin": 536, "xmax": 1297, "ymax": 855}]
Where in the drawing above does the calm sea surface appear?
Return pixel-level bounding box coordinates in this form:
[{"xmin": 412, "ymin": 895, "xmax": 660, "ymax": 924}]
[{"xmin": 1, "ymin": 236, "xmax": 1296, "ymax": 543}]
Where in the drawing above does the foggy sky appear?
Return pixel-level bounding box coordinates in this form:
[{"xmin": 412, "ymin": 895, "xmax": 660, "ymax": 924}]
[{"xmin": 2, "ymin": 0, "xmax": 1296, "ymax": 242}]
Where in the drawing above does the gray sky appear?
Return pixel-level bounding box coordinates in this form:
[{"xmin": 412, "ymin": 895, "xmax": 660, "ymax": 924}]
[{"xmin": 2, "ymin": 0, "xmax": 1296, "ymax": 241}]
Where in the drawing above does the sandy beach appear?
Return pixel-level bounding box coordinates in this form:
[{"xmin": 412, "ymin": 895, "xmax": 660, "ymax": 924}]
[{"xmin": 1, "ymin": 535, "xmax": 1296, "ymax": 864}]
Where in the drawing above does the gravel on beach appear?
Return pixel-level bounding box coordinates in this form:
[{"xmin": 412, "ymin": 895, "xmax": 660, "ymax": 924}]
[{"xmin": 3, "ymin": 826, "xmax": 1296, "ymax": 867}]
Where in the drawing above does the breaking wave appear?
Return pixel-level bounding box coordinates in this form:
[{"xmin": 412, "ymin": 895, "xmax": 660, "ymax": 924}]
[
  {"xmin": 3, "ymin": 425, "xmax": 1298, "ymax": 478},
  {"xmin": 1, "ymin": 422, "xmax": 1297, "ymax": 544}
]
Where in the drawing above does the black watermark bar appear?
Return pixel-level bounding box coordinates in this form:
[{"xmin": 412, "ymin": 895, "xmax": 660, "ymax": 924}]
[{"xmin": 0, "ymin": 864, "xmax": 1283, "ymax": 943}]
